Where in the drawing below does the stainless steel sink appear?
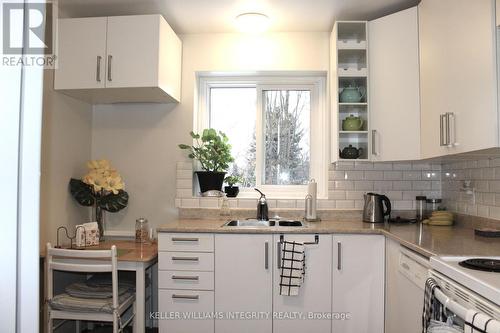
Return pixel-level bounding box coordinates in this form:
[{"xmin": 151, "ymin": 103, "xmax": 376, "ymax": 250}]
[
  {"xmin": 222, "ymin": 219, "xmax": 304, "ymax": 227},
  {"xmin": 224, "ymin": 219, "xmax": 276, "ymax": 227}
]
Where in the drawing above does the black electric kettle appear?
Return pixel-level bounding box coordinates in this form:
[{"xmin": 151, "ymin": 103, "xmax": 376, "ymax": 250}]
[{"xmin": 362, "ymin": 193, "xmax": 391, "ymax": 223}]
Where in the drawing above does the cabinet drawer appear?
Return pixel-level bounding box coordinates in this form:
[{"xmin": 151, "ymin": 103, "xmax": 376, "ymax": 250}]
[
  {"xmin": 159, "ymin": 252, "xmax": 214, "ymax": 271},
  {"xmin": 159, "ymin": 290, "xmax": 214, "ymax": 333},
  {"xmin": 159, "ymin": 271, "xmax": 214, "ymax": 290},
  {"xmin": 158, "ymin": 233, "xmax": 214, "ymax": 252}
]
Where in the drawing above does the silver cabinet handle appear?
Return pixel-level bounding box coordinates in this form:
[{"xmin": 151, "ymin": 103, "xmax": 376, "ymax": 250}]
[
  {"xmin": 439, "ymin": 114, "xmax": 446, "ymax": 146},
  {"xmin": 401, "ymin": 263, "xmax": 410, "ymax": 270},
  {"xmin": 172, "ymin": 275, "xmax": 199, "ymax": 281},
  {"xmin": 446, "ymin": 112, "xmax": 455, "ymax": 146},
  {"xmin": 96, "ymin": 56, "xmax": 102, "ymax": 82},
  {"xmin": 371, "ymin": 129, "xmax": 377, "ymax": 156},
  {"xmin": 107, "ymin": 55, "xmax": 112, "ymax": 81},
  {"xmin": 265, "ymin": 241, "xmax": 269, "ymax": 269},
  {"xmin": 337, "ymin": 242, "xmax": 342, "ymax": 270},
  {"xmin": 277, "ymin": 242, "xmax": 282, "ymax": 269},
  {"xmin": 172, "ymin": 294, "xmax": 199, "ymax": 300},
  {"xmin": 445, "ymin": 112, "xmax": 451, "ymax": 146},
  {"xmin": 171, "ymin": 237, "xmax": 199, "ymax": 242},
  {"xmin": 171, "ymin": 256, "xmax": 199, "ymax": 261}
]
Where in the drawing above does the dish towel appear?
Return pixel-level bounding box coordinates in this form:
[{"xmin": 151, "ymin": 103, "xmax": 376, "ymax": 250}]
[
  {"xmin": 464, "ymin": 309, "xmax": 500, "ymax": 333},
  {"xmin": 423, "ymin": 278, "xmax": 445, "ymax": 333},
  {"xmin": 279, "ymin": 241, "xmax": 306, "ymax": 296}
]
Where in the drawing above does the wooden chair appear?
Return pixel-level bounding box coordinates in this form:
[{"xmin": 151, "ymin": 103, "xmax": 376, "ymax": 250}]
[{"xmin": 45, "ymin": 243, "xmax": 136, "ymax": 333}]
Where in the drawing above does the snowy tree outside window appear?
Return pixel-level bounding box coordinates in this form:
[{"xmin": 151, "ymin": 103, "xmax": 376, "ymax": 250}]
[{"xmin": 210, "ymin": 87, "xmax": 310, "ymax": 188}]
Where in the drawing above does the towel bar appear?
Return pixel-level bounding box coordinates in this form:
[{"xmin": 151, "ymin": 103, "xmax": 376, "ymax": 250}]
[{"xmin": 280, "ymin": 234, "xmax": 319, "ymax": 245}]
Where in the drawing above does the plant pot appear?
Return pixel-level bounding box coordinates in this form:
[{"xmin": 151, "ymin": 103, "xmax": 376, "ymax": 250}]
[
  {"xmin": 196, "ymin": 171, "xmax": 226, "ymax": 193},
  {"xmin": 224, "ymin": 186, "xmax": 240, "ymax": 198}
]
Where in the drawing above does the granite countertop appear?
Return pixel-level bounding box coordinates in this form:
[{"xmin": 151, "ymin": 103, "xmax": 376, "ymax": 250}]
[{"xmin": 157, "ymin": 219, "xmax": 500, "ymax": 258}]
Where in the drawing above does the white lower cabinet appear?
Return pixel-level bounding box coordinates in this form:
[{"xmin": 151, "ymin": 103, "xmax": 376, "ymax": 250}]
[
  {"xmin": 273, "ymin": 234, "xmax": 333, "ymax": 333},
  {"xmin": 158, "ymin": 234, "xmax": 215, "ymax": 333},
  {"xmin": 214, "ymin": 234, "xmax": 273, "ymax": 333},
  {"xmin": 332, "ymin": 234, "xmax": 385, "ymax": 333},
  {"xmin": 158, "ymin": 232, "xmax": 385, "ymax": 333}
]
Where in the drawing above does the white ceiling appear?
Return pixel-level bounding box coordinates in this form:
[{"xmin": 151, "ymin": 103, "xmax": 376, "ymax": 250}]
[{"xmin": 58, "ymin": 0, "xmax": 420, "ymax": 34}]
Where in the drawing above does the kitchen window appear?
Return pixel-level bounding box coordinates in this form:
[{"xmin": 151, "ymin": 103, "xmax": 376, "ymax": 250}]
[{"xmin": 196, "ymin": 73, "xmax": 328, "ymax": 198}]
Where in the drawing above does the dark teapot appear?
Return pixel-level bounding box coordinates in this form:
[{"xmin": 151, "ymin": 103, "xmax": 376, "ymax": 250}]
[{"xmin": 339, "ymin": 145, "xmax": 363, "ymax": 159}]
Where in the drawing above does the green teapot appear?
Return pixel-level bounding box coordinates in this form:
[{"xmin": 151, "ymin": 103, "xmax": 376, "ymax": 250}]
[
  {"xmin": 342, "ymin": 114, "xmax": 364, "ymax": 131},
  {"xmin": 339, "ymin": 145, "xmax": 364, "ymax": 159},
  {"xmin": 339, "ymin": 85, "xmax": 366, "ymax": 103}
]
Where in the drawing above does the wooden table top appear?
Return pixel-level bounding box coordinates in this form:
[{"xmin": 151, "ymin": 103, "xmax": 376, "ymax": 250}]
[{"xmin": 40, "ymin": 239, "xmax": 158, "ymax": 262}]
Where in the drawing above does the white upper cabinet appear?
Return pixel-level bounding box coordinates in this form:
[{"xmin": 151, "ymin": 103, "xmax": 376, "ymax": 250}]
[
  {"xmin": 55, "ymin": 18, "xmax": 107, "ymax": 89},
  {"xmin": 54, "ymin": 14, "xmax": 181, "ymax": 104},
  {"xmin": 368, "ymin": 7, "xmax": 421, "ymax": 161},
  {"xmin": 419, "ymin": 0, "xmax": 498, "ymax": 158}
]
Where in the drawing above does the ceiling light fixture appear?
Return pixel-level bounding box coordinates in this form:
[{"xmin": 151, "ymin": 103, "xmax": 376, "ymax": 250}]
[{"xmin": 235, "ymin": 12, "xmax": 270, "ymax": 33}]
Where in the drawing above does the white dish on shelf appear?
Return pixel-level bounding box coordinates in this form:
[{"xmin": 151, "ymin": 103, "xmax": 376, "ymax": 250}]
[{"xmin": 337, "ymin": 40, "xmax": 366, "ymax": 49}]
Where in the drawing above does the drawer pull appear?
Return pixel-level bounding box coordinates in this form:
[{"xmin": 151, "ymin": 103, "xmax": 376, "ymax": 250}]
[
  {"xmin": 172, "ymin": 275, "xmax": 199, "ymax": 281},
  {"xmin": 172, "ymin": 294, "xmax": 199, "ymax": 300},
  {"xmin": 171, "ymin": 237, "xmax": 199, "ymax": 242},
  {"xmin": 401, "ymin": 262, "xmax": 410, "ymax": 270},
  {"xmin": 172, "ymin": 256, "xmax": 199, "ymax": 261}
]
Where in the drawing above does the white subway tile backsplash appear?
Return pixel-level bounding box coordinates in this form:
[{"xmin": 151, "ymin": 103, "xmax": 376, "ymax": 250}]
[
  {"xmin": 177, "ymin": 189, "xmax": 192, "ymax": 198},
  {"xmin": 176, "ymin": 179, "xmax": 193, "ymax": 189},
  {"xmin": 238, "ymin": 199, "xmax": 257, "ymax": 209},
  {"xmin": 384, "ymin": 171, "xmax": 403, "ymax": 180},
  {"xmin": 403, "ymin": 171, "xmax": 421, "ymax": 180},
  {"xmin": 336, "ymin": 200, "xmax": 355, "ymax": 209},
  {"xmin": 199, "ymin": 198, "xmax": 219, "ymax": 208},
  {"xmin": 354, "ymin": 181, "xmax": 374, "ymax": 191},
  {"xmin": 277, "ymin": 200, "xmax": 296, "ymax": 209},
  {"xmin": 181, "ymin": 198, "xmax": 199, "ymax": 208},
  {"xmin": 345, "ymin": 171, "xmax": 364, "ymax": 180},
  {"xmin": 176, "ymin": 161, "xmax": 442, "ymax": 212},
  {"xmin": 346, "ymin": 191, "xmax": 365, "ymax": 200},
  {"xmin": 329, "ymin": 191, "xmax": 346, "ymax": 200},
  {"xmin": 392, "ymin": 181, "xmax": 412, "ymax": 191},
  {"xmin": 373, "ymin": 163, "xmax": 393, "ymax": 171},
  {"xmin": 364, "ymin": 171, "xmax": 384, "ymax": 180},
  {"xmin": 392, "ymin": 163, "xmax": 413, "ymax": 170},
  {"xmin": 177, "ymin": 169, "xmax": 193, "ymax": 179}
]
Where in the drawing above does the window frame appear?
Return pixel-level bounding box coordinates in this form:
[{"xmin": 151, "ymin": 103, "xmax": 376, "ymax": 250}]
[{"xmin": 196, "ymin": 72, "xmax": 328, "ymax": 199}]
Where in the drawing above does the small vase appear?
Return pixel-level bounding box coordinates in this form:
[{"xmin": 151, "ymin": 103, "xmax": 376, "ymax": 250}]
[{"xmin": 94, "ymin": 204, "xmax": 105, "ymax": 241}]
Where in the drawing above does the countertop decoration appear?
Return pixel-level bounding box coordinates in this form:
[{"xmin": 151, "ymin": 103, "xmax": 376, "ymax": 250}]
[
  {"xmin": 69, "ymin": 159, "xmax": 129, "ymax": 240},
  {"xmin": 178, "ymin": 129, "xmax": 234, "ymax": 195}
]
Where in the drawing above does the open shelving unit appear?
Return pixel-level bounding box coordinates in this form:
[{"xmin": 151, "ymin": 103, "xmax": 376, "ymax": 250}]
[{"xmin": 331, "ymin": 21, "xmax": 370, "ymax": 161}]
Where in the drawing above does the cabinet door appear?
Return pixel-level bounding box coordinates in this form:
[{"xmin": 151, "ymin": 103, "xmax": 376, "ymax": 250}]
[
  {"xmin": 105, "ymin": 15, "xmax": 160, "ymax": 88},
  {"xmin": 419, "ymin": 0, "xmax": 497, "ymax": 158},
  {"xmin": 369, "ymin": 7, "xmax": 421, "ymax": 161},
  {"xmin": 54, "ymin": 18, "xmax": 107, "ymax": 89},
  {"xmin": 273, "ymin": 234, "xmax": 332, "ymax": 333},
  {"xmin": 214, "ymin": 234, "xmax": 272, "ymax": 333},
  {"xmin": 332, "ymin": 235, "xmax": 384, "ymax": 333}
]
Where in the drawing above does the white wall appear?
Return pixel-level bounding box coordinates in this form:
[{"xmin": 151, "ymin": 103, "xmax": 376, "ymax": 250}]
[
  {"xmin": 91, "ymin": 32, "xmax": 330, "ymax": 232},
  {"xmin": 40, "ymin": 70, "xmax": 93, "ymax": 245}
]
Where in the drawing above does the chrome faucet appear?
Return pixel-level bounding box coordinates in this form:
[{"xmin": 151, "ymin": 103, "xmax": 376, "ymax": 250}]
[{"xmin": 255, "ymin": 188, "xmax": 269, "ymax": 221}]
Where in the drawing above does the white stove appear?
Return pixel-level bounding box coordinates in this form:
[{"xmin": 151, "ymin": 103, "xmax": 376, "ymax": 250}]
[{"xmin": 430, "ymin": 256, "xmax": 500, "ymax": 307}]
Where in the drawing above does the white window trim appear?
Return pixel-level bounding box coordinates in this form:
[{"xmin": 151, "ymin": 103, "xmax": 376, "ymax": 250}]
[{"xmin": 195, "ymin": 71, "xmax": 329, "ymax": 199}]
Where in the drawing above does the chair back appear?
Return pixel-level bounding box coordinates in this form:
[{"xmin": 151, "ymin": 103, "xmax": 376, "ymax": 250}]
[{"xmin": 45, "ymin": 242, "xmax": 119, "ymax": 310}]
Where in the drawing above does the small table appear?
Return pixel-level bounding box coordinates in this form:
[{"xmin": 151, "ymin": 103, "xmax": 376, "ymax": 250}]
[{"xmin": 41, "ymin": 240, "xmax": 158, "ymax": 333}]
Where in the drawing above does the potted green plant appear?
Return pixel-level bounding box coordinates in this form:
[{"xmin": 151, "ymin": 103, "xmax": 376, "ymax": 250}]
[
  {"xmin": 224, "ymin": 175, "xmax": 242, "ymax": 197},
  {"xmin": 178, "ymin": 129, "xmax": 234, "ymax": 194}
]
